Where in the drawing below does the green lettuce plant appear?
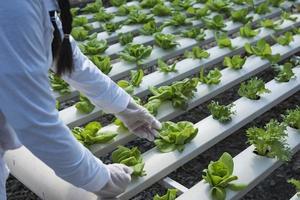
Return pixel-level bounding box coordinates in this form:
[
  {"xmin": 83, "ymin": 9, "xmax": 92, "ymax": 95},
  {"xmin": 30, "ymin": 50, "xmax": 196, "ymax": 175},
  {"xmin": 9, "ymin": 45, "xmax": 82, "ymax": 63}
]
[
  {"xmin": 119, "ymin": 43, "xmax": 152, "ymax": 65},
  {"xmin": 118, "ymin": 32, "xmax": 134, "ymax": 46},
  {"xmin": 112, "ymin": 146, "xmax": 146, "ymax": 177},
  {"xmin": 184, "ymin": 47, "xmax": 210, "ymax": 60},
  {"xmin": 140, "ymin": 21, "xmax": 161, "ymax": 35},
  {"xmin": 208, "ymin": 101, "xmax": 235, "ymax": 123},
  {"xmin": 181, "ymin": 28, "xmax": 206, "ymax": 41},
  {"xmin": 153, "ymin": 189, "xmax": 177, "ymax": 200},
  {"xmin": 49, "ymin": 71, "xmax": 70, "ymax": 95},
  {"xmin": 274, "ymin": 63, "xmax": 295, "ymax": 82},
  {"xmin": 239, "ymin": 23, "xmax": 259, "ymax": 38},
  {"xmin": 89, "ymin": 55, "xmax": 112, "ymax": 75},
  {"xmin": 283, "ymin": 107, "xmax": 300, "ymax": 129},
  {"xmin": 152, "ymin": 4, "xmax": 172, "ymax": 16},
  {"xmin": 238, "ymin": 77, "xmax": 270, "ymax": 100},
  {"xmin": 244, "ymin": 39, "xmax": 281, "ymax": 64},
  {"xmin": 199, "ymin": 68, "xmax": 222, "ymax": 85},
  {"xmin": 203, "ymin": 152, "xmax": 247, "ymax": 200},
  {"xmin": 75, "ymin": 94, "xmax": 95, "ymax": 114},
  {"xmin": 154, "ymin": 33, "xmax": 179, "ymax": 49},
  {"xmin": 223, "ymin": 55, "xmax": 246, "ymax": 70},
  {"xmin": 80, "ymin": 39, "xmax": 108, "ymax": 55},
  {"xmin": 94, "ymin": 8, "xmax": 115, "ymax": 22},
  {"xmin": 154, "ymin": 121, "xmax": 198, "ymax": 153},
  {"xmin": 72, "ymin": 121, "xmax": 117, "ymax": 146},
  {"xmin": 157, "ymin": 59, "xmax": 177, "ymax": 73},
  {"xmin": 81, "ymin": 0, "xmax": 103, "ymax": 13},
  {"xmin": 246, "ymin": 119, "xmax": 291, "ymax": 161},
  {"xmin": 202, "ymin": 15, "xmax": 226, "ymax": 31}
]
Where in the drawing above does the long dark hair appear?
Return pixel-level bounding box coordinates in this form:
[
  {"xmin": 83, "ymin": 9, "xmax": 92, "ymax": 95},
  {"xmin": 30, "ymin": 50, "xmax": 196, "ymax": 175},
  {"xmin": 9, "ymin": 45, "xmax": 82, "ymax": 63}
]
[{"xmin": 51, "ymin": 0, "xmax": 74, "ymax": 76}]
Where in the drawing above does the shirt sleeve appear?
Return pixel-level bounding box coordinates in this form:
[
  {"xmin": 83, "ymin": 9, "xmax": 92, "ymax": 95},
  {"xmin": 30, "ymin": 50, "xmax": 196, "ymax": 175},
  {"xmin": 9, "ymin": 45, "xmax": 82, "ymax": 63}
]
[
  {"xmin": 0, "ymin": 0, "xmax": 110, "ymax": 192},
  {"xmin": 52, "ymin": 15, "xmax": 131, "ymax": 114}
]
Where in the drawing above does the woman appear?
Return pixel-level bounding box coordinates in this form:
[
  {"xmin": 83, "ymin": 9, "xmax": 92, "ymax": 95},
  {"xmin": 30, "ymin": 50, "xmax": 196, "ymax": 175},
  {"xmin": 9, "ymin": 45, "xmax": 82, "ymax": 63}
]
[{"xmin": 0, "ymin": 0, "xmax": 161, "ymax": 199}]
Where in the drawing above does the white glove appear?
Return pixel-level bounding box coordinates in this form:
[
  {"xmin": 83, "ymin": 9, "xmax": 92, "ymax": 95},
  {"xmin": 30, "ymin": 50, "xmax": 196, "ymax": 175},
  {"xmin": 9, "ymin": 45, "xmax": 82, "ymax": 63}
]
[
  {"xmin": 95, "ymin": 164, "xmax": 133, "ymax": 199},
  {"xmin": 115, "ymin": 99, "xmax": 162, "ymax": 141}
]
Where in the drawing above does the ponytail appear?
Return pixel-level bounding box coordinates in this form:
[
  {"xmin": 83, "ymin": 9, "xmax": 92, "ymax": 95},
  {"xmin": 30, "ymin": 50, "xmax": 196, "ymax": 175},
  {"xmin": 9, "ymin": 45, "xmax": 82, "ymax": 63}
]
[{"xmin": 51, "ymin": 0, "xmax": 74, "ymax": 76}]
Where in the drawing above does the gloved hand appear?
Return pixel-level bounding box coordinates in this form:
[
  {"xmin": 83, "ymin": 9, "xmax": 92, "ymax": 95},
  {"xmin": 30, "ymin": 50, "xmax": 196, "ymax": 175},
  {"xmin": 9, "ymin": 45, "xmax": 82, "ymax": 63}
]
[
  {"xmin": 95, "ymin": 164, "xmax": 133, "ymax": 199},
  {"xmin": 115, "ymin": 99, "xmax": 162, "ymax": 141}
]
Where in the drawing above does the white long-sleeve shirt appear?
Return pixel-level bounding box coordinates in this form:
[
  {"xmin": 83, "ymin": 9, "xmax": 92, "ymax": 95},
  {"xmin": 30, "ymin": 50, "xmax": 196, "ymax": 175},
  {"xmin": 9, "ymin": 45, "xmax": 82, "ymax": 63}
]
[{"xmin": 0, "ymin": 0, "xmax": 130, "ymax": 197}]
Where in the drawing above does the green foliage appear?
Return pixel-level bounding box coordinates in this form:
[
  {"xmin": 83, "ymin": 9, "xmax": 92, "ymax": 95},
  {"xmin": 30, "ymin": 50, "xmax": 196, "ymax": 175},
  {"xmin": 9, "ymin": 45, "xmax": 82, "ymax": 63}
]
[
  {"xmin": 75, "ymin": 95, "xmax": 95, "ymax": 114},
  {"xmin": 154, "ymin": 121, "xmax": 198, "ymax": 153},
  {"xmin": 72, "ymin": 17, "xmax": 93, "ymax": 31},
  {"xmin": 89, "ymin": 55, "xmax": 112, "ymax": 75},
  {"xmin": 246, "ymin": 119, "xmax": 291, "ymax": 161},
  {"xmin": 112, "ymin": 146, "xmax": 146, "ymax": 177},
  {"xmin": 255, "ymin": 2, "xmax": 270, "ymax": 15},
  {"xmin": 171, "ymin": 0, "xmax": 194, "ymax": 11},
  {"xmin": 202, "ymin": 15, "xmax": 226, "ymax": 31},
  {"xmin": 273, "ymin": 32, "xmax": 294, "ymax": 46},
  {"xmin": 162, "ymin": 12, "xmax": 191, "ymax": 28},
  {"xmin": 215, "ymin": 33, "xmax": 235, "ymax": 49},
  {"xmin": 203, "ymin": 152, "xmax": 247, "ymax": 200},
  {"xmin": 153, "ymin": 189, "xmax": 177, "ymax": 200},
  {"xmin": 80, "ymin": 39, "xmax": 108, "ymax": 55},
  {"xmin": 117, "ymin": 80, "xmax": 134, "ymax": 94},
  {"xmin": 70, "ymin": 8, "xmax": 79, "ymax": 17},
  {"xmin": 187, "ymin": 7, "xmax": 210, "ymax": 19},
  {"xmin": 206, "ymin": 0, "xmax": 230, "ymax": 13},
  {"xmin": 140, "ymin": 21, "xmax": 161, "ymax": 35},
  {"xmin": 72, "ymin": 122, "xmax": 117, "ymax": 146},
  {"xmin": 116, "ymin": 5, "xmax": 139, "ymax": 16},
  {"xmin": 274, "ymin": 63, "xmax": 295, "ymax": 82},
  {"xmin": 290, "ymin": 56, "xmax": 300, "ymax": 66},
  {"xmin": 141, "ymin": 0, "xmax": 162, "ymax": 8},
  {"xmin": 184, "ymin": 47, "xmax": 210, "ymax": 59},
  {"xmin": 94, "ymin": 8, "xmax": 115, "ymax": 22},
  {"xmin": 149, "ymin": 78, "xmax": 199, "ymax": 110},
  {"xmin": 260, "ymin": 19, "xmax": 281, "ymax": 30},
  {"xmin": 239, "ymin": 23, "xmax": 259, "ymax": 38},
  {"xmin": 154, "ymin": 33, "xmax": 179, "ymax": 49},
  {"xmin": 288, "ymin": 179, "xmax": 300, "ymax": 197},
  {"xmin": 152, "ymin": 4, "xmax": 172, "ymax": 16},
  {"xmin": 71, "ymin": 27, "xmax": 90, "ymax": 41},
  {"xmin": 208, "ymin": 101, "xmax": 235, "ymax": 123},
  {"xmin": 126, "ymin": 10, "xmax": 154, "ymax": 24},
  {"xmin": 102, "ymin": 22, "xmax": 121, "ymax": 34},
  {"xmin": 56, "ymin": 100, "xmax": 60, "ymax": 110},
  {"xmin": 157, "ymin": 59, "xmax": 177, "ymax": 73},
  {"xmin": 199, "ymin": 68, "xmax": 222, "ymax": 85},
  {"xmin": 49, "ymin": 71, "xmax": 70, "ymax": 95},
  {"xmin": 110, "ymin": 0, "xmax": 126, "ymax": 7},
  {"xmin": 281, "ymin": 12, "xmax": 298, "ymax": 22},
  {"xmin": 231, "ymin": 0, "xmax": 254, "ymax": 5},
  {"xmin": 118, "ymin": 32, "xmax": 134, "ymax": 46},
  {"xmin": 181, "ymin": 28, "xmax": 206, "ymax": 41},
  {"xmin": 119, "ymin": 43, "xmax": 152, "ymax": 65},
  {"xmin": 117, "ymin": 69, "xmax": 144, "ymax": 95},
  {"xmin": 283, "ymin": 107, "xmax": 300, "ymax": 129},
  {"xmin": 244, "ymin": 39, "xmax": 281, "ymax": 64},
  {"xmin": 223, "ymin": 55, "xmax": 246, "ymax": 70},
  {"xmin": 81, "ymin": 0, "xmax": 103, "ymax": 13},
  {"xmin": 231, "ymin": 8, "xmax": 252, "ymax": 24},
  {"xmin": 238, "ymin": 77, "xmax": 270, "ymax": 100},
  {"xmin": 130, "ymin": 69, "xmax": 144, "ymax": 87},
  {"xmin": 144, "ymin": 99, "xmax": 162, "ymax": 116}
]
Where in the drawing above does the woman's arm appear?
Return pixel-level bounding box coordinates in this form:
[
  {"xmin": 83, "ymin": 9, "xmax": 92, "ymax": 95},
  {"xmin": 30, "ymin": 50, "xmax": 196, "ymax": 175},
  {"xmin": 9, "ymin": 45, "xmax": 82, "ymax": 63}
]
[{"xmin": 53, "ymin": 15, "xmax": 131, "ymax": 114}]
